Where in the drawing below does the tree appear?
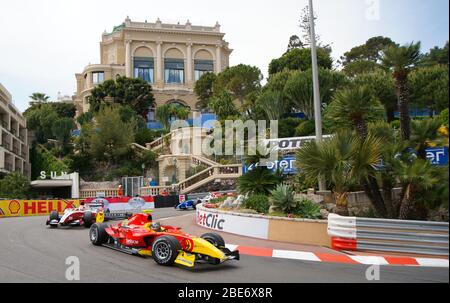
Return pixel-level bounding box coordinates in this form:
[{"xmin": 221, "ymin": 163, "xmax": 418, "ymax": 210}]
[
  {"xmin": 194, "ymin": 72, "xmax": 217, "ymax": 110},
  {"xmin": 89, "ymin": 76, "xmax": 155, "ymax": 117},
  {"xmin": 420, "ymin": 41, "xmax": 449, "ymax": 66},
  {"xmin": 353, "ymin": 71, "xmax": 398, "ymax": 122},
  {"xmin": 0, "ymin": 173, "xmax": 30, "ymax": 199},
  {"xmin": 410, "ymin": 118, "xmax": 444, "ymax": 160},
  {"xmin": 287, "ymin": 35, "xmax": 305, "ymax": 52},
  {"xmin": 325, "ymin": 86, "xmax": 385, "ymax": 139},
  {"xmin": 382, "ymin": 42, "xmax": 423, "ymax": 141},
  {"xmin": 76, "ymin": 112, "xmax": 93, "ymax": 126},
  {"xmin": 29, "ymin": 93, "xmax": 50, "ymax": 103},
  {"xmin": 209, "ymin": 90, "xmax": 239, "ymax": 121},
  {"xmin": 238, "ymin": 168, "xmax": 283, "ymax": 196},
  {"xmin": 296, "ymin": 130, "xmax": 383, "ymax": 215},
  {"xmin": 51, "ymin": 117, "xmax": 74, "ymax": 147},
  {"xmin": 284, "ymin": 68, "xmax": 348, "ymax": 119},
  {"xmin": 88, "ymin": 106, "xmax": 136, "ymax": 165},
  {"xmin": 24, "ymin": 103, "xmax": 59, "ymax": 143},
  {"xmin": 341, "ymin": 36, "xmax": 396, "ymax": 66},
  {"xmin": 52, "ymin": 103, "xmax": 76, "ymax": 118},
  {"xmin": 269, "ymin": 48, "xmax": 333, "ymax": 75},
  {"xmin": 256, "ymin": 90, "xmax": 287, "ymax": 121},
  {"xmin": 155, "ymin": 104, "xmax": 190, "ymax": 132},
  {"xmin": 213, "ymin": 64, "xmax": 263, "ymax": 107},
  {"xmin": 342, "ymin": 60, "xmax": 383, "ymax": 77},
  {"xmin": 409, "ymin": 65, "xmax": 449, "ymax": 115}
]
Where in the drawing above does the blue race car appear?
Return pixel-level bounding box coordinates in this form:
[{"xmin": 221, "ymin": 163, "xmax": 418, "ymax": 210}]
[{"xmin": 175, "ymin": 199, "xmax": 199, "ymax": 210}]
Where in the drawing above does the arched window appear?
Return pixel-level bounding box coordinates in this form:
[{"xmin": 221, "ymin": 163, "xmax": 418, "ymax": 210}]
[
  {"xmin": 194, "ymin": 50, "xmax": 214, "ymax": 81},
  {"xmin": 134, "ymin": 47, "xmax": 154, "ymax": 83},
  {"xmin": 165, "ymin": 48, "xmax": 184, "ymax": 84}
]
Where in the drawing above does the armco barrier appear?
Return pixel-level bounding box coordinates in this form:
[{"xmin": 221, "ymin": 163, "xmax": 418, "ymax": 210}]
[
  {"xmin": 196, "ymin": 204, "xmax": 329, "ymax": 246},
  {"xmin": 0, "ymin": 200, "xmax": 81, "ymax": 217},
  {"xmin": 328, "ymin": 214, "xmax": 449, "ymax": 256}
]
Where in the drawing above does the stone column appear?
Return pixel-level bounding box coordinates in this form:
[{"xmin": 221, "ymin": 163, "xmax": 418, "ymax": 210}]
[
  {"xmin": 215, "ymin": 43, "xmax": 222, "ymax": 73},
  {"xmin": 156, "ymin": 41, "xmax": 163, "ymax": 86},
  {"xmin": 186, "ymin": 42, "xmax": 193, "ymax": 84},
  {"xmin": 125, "ymin": 40, "xmax": 132, "ymax": 77}
]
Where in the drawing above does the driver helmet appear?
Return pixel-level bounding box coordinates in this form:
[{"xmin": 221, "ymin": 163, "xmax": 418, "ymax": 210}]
[{"xmin": 150, "ymin": 222, "xmax": 162, "ymax": 232}]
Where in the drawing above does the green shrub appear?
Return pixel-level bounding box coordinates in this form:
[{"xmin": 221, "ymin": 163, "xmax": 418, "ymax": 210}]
[
  {"xmin": 294, "ymin": 198, "xmax": 322, "ymax": 219},
  {"xmin": 278, "ymin": 118, "xmax": 303, "ymax": 138},
  {"xmin": 295, "ymin": 120, "xmax": 315, "ymax": 137},
  {"xmin": 390, "ymin": 119, "xmax": 400, "ymax": 130},
  {"xmin": 439, "ymin": 108, "xmax": 449, "ymax": 126},
  {"xmin": 269, "ymin": 184, "xmax": 297, "ymax": 213},
  {"xmin": 242, "ymin": 195, "xmax": 271, "ymax": 214}
]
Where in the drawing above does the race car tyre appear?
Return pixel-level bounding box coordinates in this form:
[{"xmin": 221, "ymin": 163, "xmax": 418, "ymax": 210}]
[
  {"xmin": 83, "ymin": 211, "xmax": 94, "ymax": 228},
  {"xmin": 89, "ymin": 223, "xmax": 109, "ymax": 246},
  {"xmin": 49, "ymin": 210, "xmax": 59, "ymax": 221},
  {"xmin": 201, "ymin": 233, "xmax": 225, "ymax": 248},
  {"xmin": 151, "ymin": 236, "xmax": 181, "ymax": 266}
]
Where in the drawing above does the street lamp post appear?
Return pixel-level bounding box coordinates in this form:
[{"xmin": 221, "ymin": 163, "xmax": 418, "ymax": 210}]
[{"xmin": 308, "ymin": 0, "xmax": 326, "ymax": 191}]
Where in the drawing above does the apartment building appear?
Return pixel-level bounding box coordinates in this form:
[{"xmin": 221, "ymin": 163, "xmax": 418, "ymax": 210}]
[
  {"xmin": 0, "ymin": 83, "xmax": 30, "ymax": 178},
  {"xmin": 74, "ymin": 17, "xmax": 233, "ymax": 118}
]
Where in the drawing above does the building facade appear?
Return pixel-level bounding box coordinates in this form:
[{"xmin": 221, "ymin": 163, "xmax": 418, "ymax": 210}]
[
  {"xmin": 0, "ymin": 83, "xmax": 31, "ymax": 178},
  {"xmin": 74, "ymin": 17, "xmax": 233, "ymax": 117}
]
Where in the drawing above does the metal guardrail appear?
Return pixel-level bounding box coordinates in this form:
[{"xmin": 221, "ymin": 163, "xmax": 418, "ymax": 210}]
[{"xmin": 328, "ymin": 214, "xmax": 449, "ymax": 256}]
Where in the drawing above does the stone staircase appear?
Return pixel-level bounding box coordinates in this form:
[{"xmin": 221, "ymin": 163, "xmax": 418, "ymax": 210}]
[{"xmin": 135, "ymin": 127, "xmax": 243, "ymax": 195}]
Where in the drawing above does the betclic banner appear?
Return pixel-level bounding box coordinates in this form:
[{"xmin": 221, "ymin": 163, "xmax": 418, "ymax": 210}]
[{"xmin": 0, "ymin": 200, "xmax": 81, "ymax": 218}]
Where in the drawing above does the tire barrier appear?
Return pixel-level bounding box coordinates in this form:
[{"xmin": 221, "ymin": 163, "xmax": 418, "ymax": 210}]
[
  {"xmin": 82, "ymin": 196, "xmax": 155, "ymax": 212},
  {"xmin": 328, "ymin": 214, "xmax": 449, "ymax": 256}
]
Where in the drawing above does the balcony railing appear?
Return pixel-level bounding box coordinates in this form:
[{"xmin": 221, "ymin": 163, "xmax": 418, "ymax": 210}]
[{"xmin": 1, "ymin": 121, "xmax": 8, "ymax": 128}]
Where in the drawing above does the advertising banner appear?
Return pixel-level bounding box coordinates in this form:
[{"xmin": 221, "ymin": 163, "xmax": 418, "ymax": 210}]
[
  {"xmin": 0, "ymin": 200, "xmax": 80, "ymax": 218},
  {"xmin": 243, "ymin": 156, "xmax": 297, "ymax": 175},
  {"xmin": 196, "ymin": 208, "xmax": 269, "ymax": 239},
  {"xmin": 82, "ymin": 196, "xmax": 155, "ymax": 211}
]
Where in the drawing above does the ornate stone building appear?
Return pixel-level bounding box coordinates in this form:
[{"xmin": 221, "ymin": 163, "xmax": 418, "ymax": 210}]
[{"xmin": 74, "ymin": 17, "xmax": 233, "ymax": 118}]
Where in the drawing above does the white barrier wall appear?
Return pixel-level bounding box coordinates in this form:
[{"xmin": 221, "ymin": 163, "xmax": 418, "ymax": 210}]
[{"xmin": 196, "ymin": 207, "xmax": 269, "ymax": 239}]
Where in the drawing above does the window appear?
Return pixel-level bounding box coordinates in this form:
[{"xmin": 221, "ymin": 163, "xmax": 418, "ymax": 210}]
[
  {"xmin": 134, "ymin": 57, "xmax": 154, "ymax": 83},
  {"xmin": 194, "ymin": 60, "xmax": 214, "ymax": 81},
  {"xmin": 147, "ymin": 108, "xmax": 156, "ymax": 121},
  {"xmin": 92, "ymin": 72, "xmax": 104, "ymax": 84},
  {"xmin": 165, "ymin": 59, "xmax": 184, "ymax": 84}
]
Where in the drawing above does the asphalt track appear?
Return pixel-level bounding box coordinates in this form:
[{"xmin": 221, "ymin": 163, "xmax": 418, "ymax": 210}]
[{"xmin": 0, "ymin": 209, "xmax": 448, "ymax": 283}]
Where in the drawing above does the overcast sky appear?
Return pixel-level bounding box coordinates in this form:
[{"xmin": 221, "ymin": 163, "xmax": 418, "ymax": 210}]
[{"xmin": 0, "ymin": 0, "xmax": 448, "ymax": 112}]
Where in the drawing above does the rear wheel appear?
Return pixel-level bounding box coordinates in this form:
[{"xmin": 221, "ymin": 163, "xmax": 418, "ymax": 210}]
[
  {"xmin": 83, "ymin": 211, "xmax": 94, "ymax": 228},
  {"xmin": 151, "ymin": 236, "xmax": 181, "ymax": 266},
  {"xmin": 89, "ymin": 223, "xmax": 109, "ymax": 246},
  {"xmin": 49, "ymin": 211, "xmax": 59, "ymax": 221}
]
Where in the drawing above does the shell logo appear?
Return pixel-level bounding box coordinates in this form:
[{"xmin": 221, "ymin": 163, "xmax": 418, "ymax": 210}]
[
  {"xmin": 181, "ymin": 238, "xmax": 195, "ymax": 252},
  {"xmin": 8, "ymin": 200, "xmax": 21, "ymax": 215}
]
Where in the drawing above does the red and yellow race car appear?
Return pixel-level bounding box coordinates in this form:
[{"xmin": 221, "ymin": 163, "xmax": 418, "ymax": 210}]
[{"xmin": 89, "ymin": 210, "xmax": 239, "ymax": 268}]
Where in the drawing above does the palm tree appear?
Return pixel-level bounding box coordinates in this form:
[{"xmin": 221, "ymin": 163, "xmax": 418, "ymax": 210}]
[
  {"xmin": 237, "ymin": 168, "xmax": 283, "ymax": 196},
  {"xmin": 382, "ymin": 42, "xmax": 422, "ymax": 141},
  {"xmin": 257, "ymin": 90, "xmax": 287, "ymax": 121},
  {"xmin": 410, "ymin": 117, "xmax": 444, "ymax": 159},
  {"xmin": 156, "ymin": 104, "xmax": 173, "ymax": 132},
  {"xmin": 326, "ymin": 86, "xmax": 385, "ymax": 139},
  {"xmin": 29, "ymin": 92, "xmax": 50, "ymax": 103},
  {"xmin": 296, "ymin": 130, "xmax": 383, "ymax": 215},
  {"xmin": 395, "ymin": 159, "xmax": 439, "ymax": 219}
]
